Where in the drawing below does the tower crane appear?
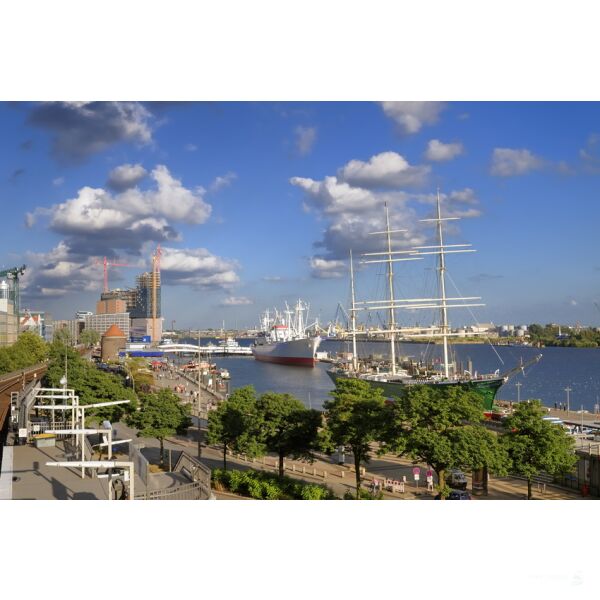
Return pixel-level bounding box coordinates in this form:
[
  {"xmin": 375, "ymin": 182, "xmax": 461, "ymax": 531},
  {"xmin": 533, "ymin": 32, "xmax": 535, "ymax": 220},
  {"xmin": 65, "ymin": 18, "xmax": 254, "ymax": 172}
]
[
  {"xmin": 0, "ymin": 265, "xmax": 26, "ymax": 319},
  {"xmin": 94, "ymin": 257, "xmax": 133, "ymax": 293}
]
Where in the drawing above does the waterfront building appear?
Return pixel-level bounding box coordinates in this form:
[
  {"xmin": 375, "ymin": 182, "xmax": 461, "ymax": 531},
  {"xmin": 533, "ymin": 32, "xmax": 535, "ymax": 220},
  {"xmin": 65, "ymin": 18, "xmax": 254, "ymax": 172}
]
[
  {"xmin": 101, "ymin": 323, "xmax": 127, "ymax": 361},
  {"xmin": 131, "ymin": 316, "xmax": 163, "ymax": 342},
  {"xmin": 131, "ymin": 271, "xmax": 161, "ymax": 319},
  {"xmin": 84, "ymin": 312, "xmax": 130, "ymax": 339},
  {"xmin": 96, "ymin": 297, "xmax": 127, "ymax": 315}
]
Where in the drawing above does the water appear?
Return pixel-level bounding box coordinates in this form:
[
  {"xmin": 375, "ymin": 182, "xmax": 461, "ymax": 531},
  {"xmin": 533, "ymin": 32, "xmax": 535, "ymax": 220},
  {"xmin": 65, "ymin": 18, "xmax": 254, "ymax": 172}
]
[{"xmin": 179, "ymin": 338, "xmax": 600, "ymax": 412}]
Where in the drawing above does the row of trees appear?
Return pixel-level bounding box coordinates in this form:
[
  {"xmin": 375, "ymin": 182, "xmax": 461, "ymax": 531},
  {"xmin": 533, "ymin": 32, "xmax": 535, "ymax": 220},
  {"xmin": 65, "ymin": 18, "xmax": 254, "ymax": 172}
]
[
  {"xmin": 528, "ymin": 323, "xmax": 600, "ymax": 348},
  {"xmin": 0, "ymin": 331, "xmax": 49, "ymax": 376},
  {"xmin": 208, "ymin": 379, "xmax": 578, "ymax": 499}
]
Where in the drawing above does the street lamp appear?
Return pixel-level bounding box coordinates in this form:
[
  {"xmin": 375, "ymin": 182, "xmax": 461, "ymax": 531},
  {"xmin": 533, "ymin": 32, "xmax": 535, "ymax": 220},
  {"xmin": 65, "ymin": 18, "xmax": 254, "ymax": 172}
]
[
  {"xmin": 516, "ymin": 382, "xmax": 522, "ymax": 403},
  {"xmin": 564, "ymin": 386, "xmax": 572, "ymax": 415}
]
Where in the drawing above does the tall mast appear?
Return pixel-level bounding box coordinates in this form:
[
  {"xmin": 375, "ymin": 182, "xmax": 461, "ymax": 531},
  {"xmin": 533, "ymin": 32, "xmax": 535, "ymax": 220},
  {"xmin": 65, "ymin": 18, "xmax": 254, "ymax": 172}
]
[
  {"xmin": 435, "ymin": 189, "xmax": 450, "ymax": 378},
  {"xmin": 385, "ymin": 202, "xmax": 397, "ymax": 375},
  {"xmin": 349, "ymin": 249, "xmax": 358, "ymax": 371}
]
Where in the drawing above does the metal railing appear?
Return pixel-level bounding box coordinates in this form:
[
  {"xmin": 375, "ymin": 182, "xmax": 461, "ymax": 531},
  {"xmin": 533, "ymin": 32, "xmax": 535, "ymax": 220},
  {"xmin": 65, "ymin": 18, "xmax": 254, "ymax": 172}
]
[
  {"xmin": 135, "ymin": 480, "xmax": 205, "ymax": 500},
  {"xmin": 172, "ymin": 451, "xmax": 212, "ymax": 499}
]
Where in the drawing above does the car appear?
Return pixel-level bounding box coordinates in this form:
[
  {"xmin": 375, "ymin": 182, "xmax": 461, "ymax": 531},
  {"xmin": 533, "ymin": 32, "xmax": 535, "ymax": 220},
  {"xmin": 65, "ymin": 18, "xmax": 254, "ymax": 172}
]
[
  {"xmin": 434, "ymin": 489, "xmax": 472, "ymax": 500},
  {"xmin": 446, "ymin": 469, "xmax": 468, "ymax": 490}
]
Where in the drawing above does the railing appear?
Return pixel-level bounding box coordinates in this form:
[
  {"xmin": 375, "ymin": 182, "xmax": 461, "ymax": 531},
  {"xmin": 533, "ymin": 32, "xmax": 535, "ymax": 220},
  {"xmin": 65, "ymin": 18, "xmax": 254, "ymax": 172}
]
[
  {"xmin": 172, "ymin": 452, "xmax": 212, "ymax": 499},
  {"xmin": 135, "ymin": 480, "xmax": 205, "ymax": 500},
  {"xmin": 27, "ymin": 420, "xmax": 71, "ymax": 439}
]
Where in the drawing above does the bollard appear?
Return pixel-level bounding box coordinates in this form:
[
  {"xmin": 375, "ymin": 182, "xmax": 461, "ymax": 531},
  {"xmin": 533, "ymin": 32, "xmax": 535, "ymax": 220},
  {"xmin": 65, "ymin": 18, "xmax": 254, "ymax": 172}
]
[
  {"xmin": 323, "ymin": 470, "xmax": 327, "ymax": 480},
  {"xmin": 340, "ymin": 470, "xmax": 345, "ymax": 478},
  {"xmin": 302, "ymin": 466, "xmax": 306, "ymax": 474},
  {"xmin": 292, "ymin": 464, "xmax": 296, "ymax": 472},
  {"xmin": 313, "ymin": 467, "xmax": 316, "ymax": 476}
]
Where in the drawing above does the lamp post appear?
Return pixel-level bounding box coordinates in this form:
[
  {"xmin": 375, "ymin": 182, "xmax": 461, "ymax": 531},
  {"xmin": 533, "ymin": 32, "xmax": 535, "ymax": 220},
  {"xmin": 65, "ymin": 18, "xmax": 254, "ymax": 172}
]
[
  {"xmin": 516, "ymin": 382, "xmax": 522, "ymax": 403},
  {"xmin": 564, "ymin": 386, "xmax": 572, "ymax": 416}
]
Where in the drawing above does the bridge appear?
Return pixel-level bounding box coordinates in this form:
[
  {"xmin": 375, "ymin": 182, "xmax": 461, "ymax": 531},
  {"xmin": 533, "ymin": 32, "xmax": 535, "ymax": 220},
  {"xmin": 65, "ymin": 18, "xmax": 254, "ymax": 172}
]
[{"xmin": 158, "ymin": 343, "xmax": 252, "ymax": 356}]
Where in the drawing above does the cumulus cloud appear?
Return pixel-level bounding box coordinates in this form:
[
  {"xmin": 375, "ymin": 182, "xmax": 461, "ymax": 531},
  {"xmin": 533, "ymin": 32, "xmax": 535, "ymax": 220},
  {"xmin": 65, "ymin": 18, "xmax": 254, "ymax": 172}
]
[
  {"xmin": 160, "ymin": 247, "xmax": 240, "ymax": 289},
  {"xmin": 221, "ymin": 296, "xmax": 253, "ymax": 306},
  {"xmin": 425, "ymin": 139, "xmax": 464, "ymax": 162},
  {"xmin": 209, "ymin": 171, "xmax": 237, "ymax": 192},
  {"xmin": 52, "ymin": 176, "xmax": 65, "ymax": 187},
  {"xmin": 380, "ymin": 102, "xmax": 446, "ymax": 134},
  {"xmin": 106, "ymin": 163, "xmax": 147, "ymax": 191},
  {"xmin": 41, "ymin": 165, "xmax": 210, "ymax": 253},
  {"xmin": 490, "ymin": 148, "xmax": 544, "ymax": 176},
  {"xmin": 294, "ymin": 126, "xmax": 317, "ymax": 156},
  {"xmin": 309, "ymin": 257, "xmax": 347, "ymax": 279},
  {"xmin": 338, "ymin": 152, "xmax": 430, "ymax": 188},
  {"xmin": 27, "ymin": 101, "xmax": 154, "ymax": 163}
]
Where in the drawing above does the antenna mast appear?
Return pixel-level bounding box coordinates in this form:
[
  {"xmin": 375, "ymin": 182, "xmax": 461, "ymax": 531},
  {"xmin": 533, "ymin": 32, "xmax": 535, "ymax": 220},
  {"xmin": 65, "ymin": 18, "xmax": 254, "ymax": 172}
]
[
  {"xmin": 349, "ymin": 249, "xmax": 358, "ymax": 371},
  {"xmin": 384, "ymin": 203, "xmax": 397, "ymax": 375},
  {"xmin": 435, "ymin": 190, "xmax": 451, "ymax": 378}
]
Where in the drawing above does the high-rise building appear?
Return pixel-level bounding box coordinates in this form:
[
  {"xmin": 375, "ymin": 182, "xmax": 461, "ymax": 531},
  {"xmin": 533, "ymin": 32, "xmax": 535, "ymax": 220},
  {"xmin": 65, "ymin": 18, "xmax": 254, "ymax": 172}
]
[
  {"xmin": 100, "ymin": 289, "xmax": 138, "ymax": 313},
  {"xmin": 96, "ymin": 298, "xmax": 127, "ymax": 314},
  {"xmin": 0, "ymin": 280, "xmax": 18, "ymax": 347},
  {"xmin": 131, "ymin": 271, "xmax": 161, "ymax": 319}
]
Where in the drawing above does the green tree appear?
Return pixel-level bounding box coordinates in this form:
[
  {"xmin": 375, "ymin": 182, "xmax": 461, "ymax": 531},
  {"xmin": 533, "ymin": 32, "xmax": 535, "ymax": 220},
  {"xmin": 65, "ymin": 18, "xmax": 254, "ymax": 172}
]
[
  {"xmin": 206, "ymin": 386, "xmax": 263, "ymax": 470},
  {"xmin": 80, "ymin": 329, "xmax": 100, "ymax": 348},
  {"xmin": 323, "ymin": 379, "xmax": 386, "ymax": 498},
  {"xmin": 127, "ymin": 388, "xmax": 191, "ymax": 465},
  {"xmin": 44, "ymin": 341, "xmax": 137, "ymax": 423},
  {"xmin": 256, "ymin": 392, "xmax": 322, "ymax": 478},
  {"xmin": 382, "ymin": 385, "xmax": 504, "ymax": 497},
  {"xmin": 0, "ymin": 331, "xmax": 49, "ymax": 376},
  {"xmin": 501, "ymin": 399, "xmax": 577, "ymax": 499},
  {"xmin": 53, "ymin": 328, "xmax": 73, "ymax": 346}
]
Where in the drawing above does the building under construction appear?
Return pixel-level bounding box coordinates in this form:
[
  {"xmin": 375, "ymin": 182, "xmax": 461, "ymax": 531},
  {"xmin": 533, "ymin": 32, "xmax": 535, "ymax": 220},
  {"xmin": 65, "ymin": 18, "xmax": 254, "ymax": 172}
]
[{"xmin": 131, "ymin": 271, "xmax": 161, "ymax": 319}]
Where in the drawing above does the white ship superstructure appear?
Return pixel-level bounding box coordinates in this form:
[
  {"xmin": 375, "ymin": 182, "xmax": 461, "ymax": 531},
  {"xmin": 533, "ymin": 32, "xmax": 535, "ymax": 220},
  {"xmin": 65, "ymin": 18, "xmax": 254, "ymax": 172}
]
[{"xmin": 252, "ymin": 300, "xmax": 322, "ymax": 366}]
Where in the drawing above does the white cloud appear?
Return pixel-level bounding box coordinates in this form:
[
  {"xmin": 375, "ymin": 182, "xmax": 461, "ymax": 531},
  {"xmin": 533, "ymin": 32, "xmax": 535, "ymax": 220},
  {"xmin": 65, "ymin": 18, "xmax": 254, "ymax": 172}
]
[
  {"xmin": 28, "ymin": 101, "xmax": 154, "ymax": 163},
  {"xmin": 309, "ymin": 257, "xmax": 347, "ymax": 279},
  {"xmin": 490, "ymin": 148, "xmax": 544, "ymax": 176},
  {"xmin": 425, "ymin": 139, "xmax": 464, "ymax": 162},
  {"xmin": 52, "ymin": 176, "xmax": 65, "ymax": 186},
  {"xmin": 262, "ymin": 276, "xmax": 283, "ymax": 282},
  {"xmin": 338, "ymin": 151, "xmax": 430, "ymax": 188},
  {"xmin": 380, "ymin": 102, "xmax": 446, "ymax": 134},
  {"xmin": 106, "ymin": 163, "xmax": 147, "ymax": 191},
  {"xmin": 221, "ymin": 296, "xmax": 253, "ymax": 306},
  {"xmin": 47, "ymin": 165, "xmax": 211, "ymax": 243},
  {"xmin": 210, "ymin": 171, "xmax": 237, "ymax": 192},
  {"xmin": 160, "ymin": 247, "xmax": 240, "ymax": 289},
  {"xmin": 294, "ymin": 126, "xmax": 317, "ymax": 156},
  {"xmin": 185, "ymin": 143, "xmax": 198, "ymax": 152}
]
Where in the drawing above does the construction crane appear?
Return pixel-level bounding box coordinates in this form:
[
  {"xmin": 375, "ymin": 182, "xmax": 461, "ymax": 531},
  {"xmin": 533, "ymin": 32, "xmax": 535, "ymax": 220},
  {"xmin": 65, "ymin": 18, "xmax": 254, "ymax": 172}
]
[
  {"xmin": 152, "ymin": 245, "xmax": 162, "ymax": 344},
  {"xmin": 0, "ymin": 265, "xmax": 26, "ymax": 319},
  {"xmin": 94, "ymin": 257, "xmax": 133, "ymax": 293}
]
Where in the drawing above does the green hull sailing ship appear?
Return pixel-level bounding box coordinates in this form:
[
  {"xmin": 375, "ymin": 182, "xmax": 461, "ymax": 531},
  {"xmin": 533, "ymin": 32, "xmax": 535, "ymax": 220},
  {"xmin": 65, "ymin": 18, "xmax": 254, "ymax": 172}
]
[{"xmin": 326, "ymin": 191, "xmax": 541, "ymax": 412}]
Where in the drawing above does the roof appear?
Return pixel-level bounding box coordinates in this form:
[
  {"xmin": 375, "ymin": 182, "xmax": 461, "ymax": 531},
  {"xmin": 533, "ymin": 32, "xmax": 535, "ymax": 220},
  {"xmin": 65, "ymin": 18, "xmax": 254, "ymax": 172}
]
[{"xmin": 103, "ymin": 324, "xmax": 126, "ymax": 338}]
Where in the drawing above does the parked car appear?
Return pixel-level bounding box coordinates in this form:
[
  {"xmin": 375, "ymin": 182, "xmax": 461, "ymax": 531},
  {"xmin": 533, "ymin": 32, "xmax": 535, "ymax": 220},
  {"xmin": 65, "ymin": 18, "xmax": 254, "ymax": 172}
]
[
  {"xmin": 446, "ymin": 469, "xmax": 468, "ymax": 490},
  {"xmin": 434, "ymin": 489, "xmax": 472, "ymax": 500}
]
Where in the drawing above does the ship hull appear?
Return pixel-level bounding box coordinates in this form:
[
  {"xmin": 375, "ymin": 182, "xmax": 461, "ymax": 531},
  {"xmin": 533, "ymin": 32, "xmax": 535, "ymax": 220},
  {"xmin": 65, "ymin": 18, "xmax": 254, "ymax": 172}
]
[
  {"xmin": 252, "ymin": 337, "xmax": 321, "ymax": 367},
  {"xmin": 326, "ymin": 370, "xmax": 505, "ymax": 411}
]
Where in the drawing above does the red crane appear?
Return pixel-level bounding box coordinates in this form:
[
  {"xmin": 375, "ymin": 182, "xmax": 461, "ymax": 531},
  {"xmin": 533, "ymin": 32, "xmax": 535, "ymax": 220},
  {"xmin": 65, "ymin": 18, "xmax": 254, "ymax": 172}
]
[{"xmin": 95, "ymin": 256, "xmax": 133, "ymax": 293}]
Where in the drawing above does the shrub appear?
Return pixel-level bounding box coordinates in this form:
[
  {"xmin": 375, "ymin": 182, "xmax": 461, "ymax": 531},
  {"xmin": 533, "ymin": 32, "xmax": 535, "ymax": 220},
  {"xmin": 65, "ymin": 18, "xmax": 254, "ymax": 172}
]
[{"xmin": 211, "ymin": 468, "xmax": 337, "ymax": 500}]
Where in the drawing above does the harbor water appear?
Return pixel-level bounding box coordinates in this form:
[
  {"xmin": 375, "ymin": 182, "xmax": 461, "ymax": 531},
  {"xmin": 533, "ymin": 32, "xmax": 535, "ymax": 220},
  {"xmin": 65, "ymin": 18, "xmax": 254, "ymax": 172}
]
[{"xmin": 181, "ymin": 338, "xmax": 600, "ymax": 412}]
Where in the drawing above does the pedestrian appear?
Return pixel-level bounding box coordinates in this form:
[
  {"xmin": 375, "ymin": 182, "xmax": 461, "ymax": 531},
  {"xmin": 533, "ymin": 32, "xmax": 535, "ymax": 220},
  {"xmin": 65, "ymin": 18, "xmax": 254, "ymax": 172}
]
[{"xmin": 554, "ymin": 402, "xmax": 557, "ymax": 410}]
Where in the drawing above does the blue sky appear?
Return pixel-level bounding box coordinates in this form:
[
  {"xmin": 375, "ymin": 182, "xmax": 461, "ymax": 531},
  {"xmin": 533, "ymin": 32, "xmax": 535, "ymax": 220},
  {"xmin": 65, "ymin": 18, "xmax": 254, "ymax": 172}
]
[{"xmin": 1, "ymin": 101, "xmax": 600, "ymax": 329}]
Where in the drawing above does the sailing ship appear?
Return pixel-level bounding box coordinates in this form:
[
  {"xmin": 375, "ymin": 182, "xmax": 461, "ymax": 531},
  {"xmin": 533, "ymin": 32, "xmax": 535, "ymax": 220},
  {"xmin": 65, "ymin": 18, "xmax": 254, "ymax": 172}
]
[
  {"xmin": 252, "ymin": 299, "xmax": 322, "ymax": 366},
  {"xmin": 327, "ymin": 191, "xmax": 541, "ymax": 410}
]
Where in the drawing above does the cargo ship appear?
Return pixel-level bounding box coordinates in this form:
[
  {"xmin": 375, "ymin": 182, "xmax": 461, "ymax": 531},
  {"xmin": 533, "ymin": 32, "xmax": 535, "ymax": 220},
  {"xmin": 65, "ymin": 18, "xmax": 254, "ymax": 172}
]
[
  {"xmin": 327, "ymin": 192, "xmax": 541, "ymax": 410},
  {"xmin": 252, "ymin": 300, "xmax": 322, "ymax": 367}
]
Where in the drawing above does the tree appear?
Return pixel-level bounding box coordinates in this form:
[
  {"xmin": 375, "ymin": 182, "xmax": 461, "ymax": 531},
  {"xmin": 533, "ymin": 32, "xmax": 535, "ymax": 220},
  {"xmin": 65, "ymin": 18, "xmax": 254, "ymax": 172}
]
[
  {"xmin": 53, "ymin": 328, "xmax": 73, "ymax": 346},
  {"xmin": 206, "ymin": 386, "xmax": 263, "ymax": 470},
  {"xmin": 323, "ymin": 379, "xmax": 386, "ymax": 498},
  {"xmin": 381, "ymin": 385, "xmax": 506, "ymax": 497},
  {"xmin": 256, "ymin": 392, "xmax": 322, "ymax": 478},
  {"xmin": 0, "ymin": 331, "xmax": 49, "ymax": 376},
  {"xmin": 44, "ymin": 340, "xmax": 137, "ymax": 423},
  {"xmin": 127, "ymin": 388, "xmax": 191, "ymax": 465},
  {"xmin": 501, "ymin": 399, "xmax": 577, "ymax": 499},
  {"xmin": 80, "ymin": 329, "xmax": 100, "ymax": 348}
]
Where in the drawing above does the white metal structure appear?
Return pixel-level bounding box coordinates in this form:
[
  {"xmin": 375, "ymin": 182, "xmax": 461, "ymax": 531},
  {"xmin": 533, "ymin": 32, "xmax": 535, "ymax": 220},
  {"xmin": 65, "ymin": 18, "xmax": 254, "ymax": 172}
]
[{"xmin": 45, "ymin": 460, "xmax": 135, "ymax": 500}]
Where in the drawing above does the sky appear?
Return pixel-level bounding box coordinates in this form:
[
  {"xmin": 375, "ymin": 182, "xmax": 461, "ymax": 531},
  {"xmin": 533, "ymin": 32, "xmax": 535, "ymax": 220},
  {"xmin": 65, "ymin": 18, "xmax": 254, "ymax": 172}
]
[{"xmin": 1, "ymin": 101, "xmax": 600, "ymax": 329}]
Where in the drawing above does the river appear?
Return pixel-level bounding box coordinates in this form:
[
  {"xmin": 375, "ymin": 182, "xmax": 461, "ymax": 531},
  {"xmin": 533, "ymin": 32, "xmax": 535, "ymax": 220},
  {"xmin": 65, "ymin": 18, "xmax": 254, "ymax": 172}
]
[{"xmin": 179, "ymin": 338, "xmax": 600, "ymax": 412}]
